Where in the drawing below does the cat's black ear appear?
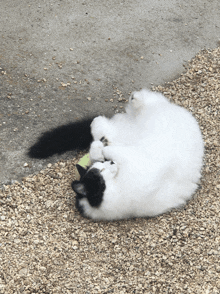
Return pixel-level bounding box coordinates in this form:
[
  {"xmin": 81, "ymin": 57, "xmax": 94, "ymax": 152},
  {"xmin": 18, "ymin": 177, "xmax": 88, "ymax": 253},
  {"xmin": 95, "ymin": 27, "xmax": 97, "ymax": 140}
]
[
  {"xmin": 71, "ymin": 181, "xmax": 87, "ymax": 196},
  {"xmin": 76, "ymin": 164, "xmax": 87, "ymax": 178}
]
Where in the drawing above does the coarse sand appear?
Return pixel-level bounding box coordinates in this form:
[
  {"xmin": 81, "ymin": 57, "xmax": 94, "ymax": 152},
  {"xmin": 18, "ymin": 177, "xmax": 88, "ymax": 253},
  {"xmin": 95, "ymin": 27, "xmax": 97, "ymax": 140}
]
[{"xmin": 0, "ymin": 47, "xmax": 220, "ymax": 294}]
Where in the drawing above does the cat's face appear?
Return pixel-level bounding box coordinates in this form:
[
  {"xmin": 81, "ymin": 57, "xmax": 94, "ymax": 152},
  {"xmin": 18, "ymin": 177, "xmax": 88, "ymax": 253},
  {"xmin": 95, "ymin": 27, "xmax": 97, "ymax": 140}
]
[{"xmin": 72, "ymin": 161, "xmax": 118, "ymax": 217}]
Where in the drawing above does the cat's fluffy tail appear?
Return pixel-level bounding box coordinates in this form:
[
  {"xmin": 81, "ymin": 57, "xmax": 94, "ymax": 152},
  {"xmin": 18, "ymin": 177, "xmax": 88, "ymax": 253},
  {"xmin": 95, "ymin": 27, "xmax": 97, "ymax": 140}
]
[{"xmin": 28, "ymin": 118, "xmax": 94, "ymax": 159}]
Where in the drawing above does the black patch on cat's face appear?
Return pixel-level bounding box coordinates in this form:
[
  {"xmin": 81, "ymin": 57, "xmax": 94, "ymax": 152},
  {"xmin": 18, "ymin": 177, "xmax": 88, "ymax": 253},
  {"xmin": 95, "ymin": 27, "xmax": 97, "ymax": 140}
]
[{"xmin": 72, "ymin": 168, "xmax": 106, "ymax": 213}]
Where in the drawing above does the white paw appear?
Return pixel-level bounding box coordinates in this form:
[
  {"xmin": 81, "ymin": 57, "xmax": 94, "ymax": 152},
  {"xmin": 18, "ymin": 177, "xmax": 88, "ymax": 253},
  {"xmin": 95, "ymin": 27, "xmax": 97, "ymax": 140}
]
[
  {"xmin": 105, "ymin": 161, "xmax": 118, "ymax": 177},
  {"xmin": 91, "ymin": 116, "xmax": 108, "ymax": 141},
  {"xmin": 102, "ymin": 145, "xmax": 117, "ymax": 162},
  {"xmin": 89, "ymin": 140, "xmax": 105, "ymax": 162},
  {"xmin": 129, "ymin": 91, "xmax": 143, "ymax": 109}
]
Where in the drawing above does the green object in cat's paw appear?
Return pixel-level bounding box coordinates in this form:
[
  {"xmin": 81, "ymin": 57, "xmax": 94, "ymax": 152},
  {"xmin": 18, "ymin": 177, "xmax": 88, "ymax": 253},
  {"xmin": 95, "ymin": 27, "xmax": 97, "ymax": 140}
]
[{"xmin": 75, "ymin": 153, "xmax": 91, "ymax": 180}]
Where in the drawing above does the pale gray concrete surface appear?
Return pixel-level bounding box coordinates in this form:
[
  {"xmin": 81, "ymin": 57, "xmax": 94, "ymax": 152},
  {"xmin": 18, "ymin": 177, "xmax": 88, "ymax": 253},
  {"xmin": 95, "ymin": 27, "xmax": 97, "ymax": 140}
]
[{"xmin": 0, "ymin": 0, "xmax": 220, "ymax": 186}]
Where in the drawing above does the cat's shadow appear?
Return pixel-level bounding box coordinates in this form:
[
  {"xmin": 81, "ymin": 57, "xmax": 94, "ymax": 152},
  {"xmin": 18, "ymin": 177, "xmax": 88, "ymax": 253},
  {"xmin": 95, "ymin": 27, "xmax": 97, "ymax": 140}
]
[{"xmin": 28, "ymin": 118, "xmax": 94, "ymax": 159}]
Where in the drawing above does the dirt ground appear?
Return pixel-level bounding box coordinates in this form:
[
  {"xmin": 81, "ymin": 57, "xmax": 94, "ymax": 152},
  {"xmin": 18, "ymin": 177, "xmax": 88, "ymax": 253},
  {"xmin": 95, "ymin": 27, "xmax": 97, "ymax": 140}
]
[{"xmin": 0, "ymin": 47, "xmax": 219, "ymax": 293}]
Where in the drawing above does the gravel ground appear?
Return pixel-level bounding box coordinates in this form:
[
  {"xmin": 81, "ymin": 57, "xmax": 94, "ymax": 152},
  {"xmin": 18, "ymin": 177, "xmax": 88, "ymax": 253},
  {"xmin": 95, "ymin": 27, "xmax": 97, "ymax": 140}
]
[{"xmin": 0, "ymin": 47, "xmax": 220, "ymax": 294}]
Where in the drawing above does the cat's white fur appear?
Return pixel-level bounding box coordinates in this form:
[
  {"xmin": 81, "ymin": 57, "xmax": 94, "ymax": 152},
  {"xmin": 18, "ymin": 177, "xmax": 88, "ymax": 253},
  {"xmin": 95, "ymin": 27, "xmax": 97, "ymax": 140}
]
[{"xmin": 78, "ymin": 89, "xmax": 204, "ymax": 220}]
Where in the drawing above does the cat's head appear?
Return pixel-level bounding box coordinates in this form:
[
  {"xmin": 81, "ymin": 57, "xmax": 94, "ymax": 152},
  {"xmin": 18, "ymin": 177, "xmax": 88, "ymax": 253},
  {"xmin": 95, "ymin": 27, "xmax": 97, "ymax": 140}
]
[{"xmin": 72, "ymin": 161, "xmax": 118, "ymax": 217}]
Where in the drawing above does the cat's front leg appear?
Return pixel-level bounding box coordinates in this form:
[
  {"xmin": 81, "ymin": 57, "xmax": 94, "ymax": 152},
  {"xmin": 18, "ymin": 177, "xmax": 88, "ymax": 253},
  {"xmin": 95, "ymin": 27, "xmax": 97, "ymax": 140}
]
[
  {"xmin": 102, "ymin": 145, "xmax": 119, "ymax": 162},
  {"xmin": 89, "ymin": 140, "xmax": 105, "ymax": 163},
  {"xmin": 91, "ymin": 116, "xmax": 112, "ymax": 142}
]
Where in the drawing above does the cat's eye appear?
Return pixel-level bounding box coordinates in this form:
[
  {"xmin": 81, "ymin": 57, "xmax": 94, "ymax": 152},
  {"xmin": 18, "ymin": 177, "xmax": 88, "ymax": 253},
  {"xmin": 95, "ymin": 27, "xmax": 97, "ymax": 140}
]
[{"xmin": 110, "ymin": 161, "xmax": 115, "ymax": 165}]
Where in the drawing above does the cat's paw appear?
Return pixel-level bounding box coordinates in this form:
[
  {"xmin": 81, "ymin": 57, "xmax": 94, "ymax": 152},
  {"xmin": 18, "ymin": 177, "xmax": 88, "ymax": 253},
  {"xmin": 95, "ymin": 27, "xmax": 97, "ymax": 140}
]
[
  {"xmin": 128, "ymin": 89, "xmax": 166, "ymax": 111},
  {"xmin": 106, "ymin": 160, "xmax": 118, "ymax": 177},
  {"xmin": 91, "ymin": 116, "xmax": 109, "ymax": 141},
  {"xmin": 93, "ymin": 160, "xmax": 118, "ymax": 178},
  {"xmin": 128, "ymin": 91, "xmax": 144, "ymax": 109},
  {"xmin": 89, "ymin": 140, "xmax": 105, "ymax": 162},
  {"xmin": 102, "ymin": 145, "xmax": 118, "ymax": 162}
]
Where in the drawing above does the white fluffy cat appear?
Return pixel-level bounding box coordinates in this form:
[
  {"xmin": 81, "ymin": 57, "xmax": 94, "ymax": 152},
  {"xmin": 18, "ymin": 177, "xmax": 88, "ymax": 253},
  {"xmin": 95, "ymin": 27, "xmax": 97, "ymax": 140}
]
[{"xmin": 72, "ymin": 89, "xmax": 204, "ymax": 220}]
